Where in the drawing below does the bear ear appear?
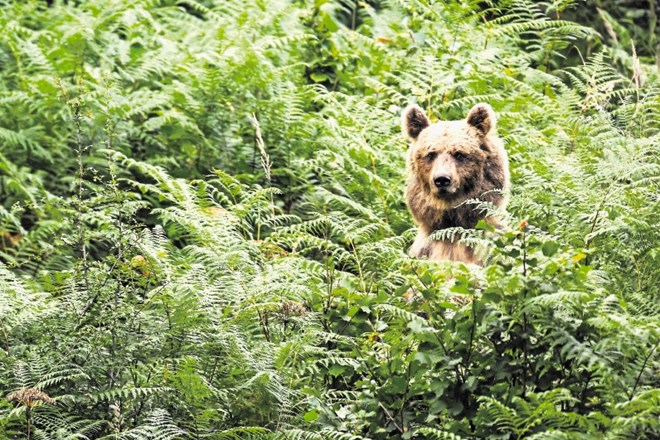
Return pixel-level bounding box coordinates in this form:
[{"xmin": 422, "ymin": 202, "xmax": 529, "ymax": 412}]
[
  {"xmin": 467, "ymin": 103, "xmax": 496, "ymax": 135},
  {"xmin": 401, "ymin": 104, "xmax": 430, "ymax": 140}
]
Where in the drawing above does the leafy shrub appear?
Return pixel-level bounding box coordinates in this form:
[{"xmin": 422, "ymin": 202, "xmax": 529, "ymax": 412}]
[{"xmin": 0, "ymin": 0, "xmax": 657, "ymax": 439}]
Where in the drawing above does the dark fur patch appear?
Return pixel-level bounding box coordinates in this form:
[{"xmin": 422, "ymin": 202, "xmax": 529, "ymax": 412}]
[
  {"xmin": 483, "ymin": 151, "xmax": 505, "ymax": 190},
  {"xmin": 457, "ymin": 170, "xmax": 480, "ymax": 198},
  {"xmin": 434, "ymin": 190, "xmax": 498, "ymax": 231},
  {"xmin": 407, "ymin": 182, "xmax": 441, "ymax": 234},
  {"xmin": 484, "ymin": 164, "xmax": 504, "ymax": 190}
]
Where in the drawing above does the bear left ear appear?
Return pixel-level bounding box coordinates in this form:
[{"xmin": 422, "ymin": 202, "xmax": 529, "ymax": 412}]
[
  {"xmin": 467, "ymin": 103, "xmax": 496, "ymax": 135},
  {"xmin": 401, "ymin": 104, "xmax": 430, "ymax": 140}
]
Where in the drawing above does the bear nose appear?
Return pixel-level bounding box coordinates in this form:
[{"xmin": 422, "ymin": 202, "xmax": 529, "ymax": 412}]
[{"xmin": 434, "ymin": 175, "xmax": 452, "ymax": 188}]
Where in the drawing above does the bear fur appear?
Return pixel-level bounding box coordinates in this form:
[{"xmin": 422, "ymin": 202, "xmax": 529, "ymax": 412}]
[{"xmin": 401, "ymin": 103, "xmax": 509, "ymax": 264}]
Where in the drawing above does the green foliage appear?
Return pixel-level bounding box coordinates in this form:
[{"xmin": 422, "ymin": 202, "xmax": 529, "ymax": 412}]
[{"xmin": 0, "ymin": 0, "xmax": 657, "ymax": 439}]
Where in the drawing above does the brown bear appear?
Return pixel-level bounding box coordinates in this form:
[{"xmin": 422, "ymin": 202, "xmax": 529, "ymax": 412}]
[{"xmin": 401, "ymin": 103, "xmax": 509, "ymax": 264}]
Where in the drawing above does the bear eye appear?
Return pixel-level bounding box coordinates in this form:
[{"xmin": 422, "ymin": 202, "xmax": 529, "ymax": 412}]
[
  {"xmin": 454, "ymin": 152, "xmax": 466, "ymax": 161},
  {"xmin": 425, "ymin": 151, "xmax": 437, "ymax": 162}
]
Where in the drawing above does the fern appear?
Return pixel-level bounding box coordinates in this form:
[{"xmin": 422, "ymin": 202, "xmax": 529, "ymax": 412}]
[{"xmin": 0, "ymin": 0, "xmax": 657, "ymax": 439}]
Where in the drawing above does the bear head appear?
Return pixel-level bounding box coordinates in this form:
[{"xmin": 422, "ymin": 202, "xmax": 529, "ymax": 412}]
[{"xmin": 401, "ymin": 103, "xmax": 500, "ymax": 209}]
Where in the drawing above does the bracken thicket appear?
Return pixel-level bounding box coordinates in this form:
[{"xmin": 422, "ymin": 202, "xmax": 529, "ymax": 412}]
[{"xmin": 0, "ymin": 0, "xmax": 658, "ymax": 439}]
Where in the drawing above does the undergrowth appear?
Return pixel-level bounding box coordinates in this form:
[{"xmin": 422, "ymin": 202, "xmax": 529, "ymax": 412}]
[{"xmin": 0, "ymin": 0, "xmax": 658, "ymax": 439}]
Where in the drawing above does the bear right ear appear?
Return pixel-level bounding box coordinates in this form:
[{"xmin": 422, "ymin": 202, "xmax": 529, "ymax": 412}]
[
  {"xmin": 467, "ymin": 103, "xmax": 496, "ymax": 135},
  {"xmin": 401, "ymin": 104, "xmax": 430, "ymax": 140}
]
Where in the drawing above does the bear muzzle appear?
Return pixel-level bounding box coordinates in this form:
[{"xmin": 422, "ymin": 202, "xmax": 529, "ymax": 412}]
[
  {"xmin": 431, "ymin": 173, "xmax": 458, "ymax": 198},
  {"xmin": 433, "ymin": 175, "xmax": 452, "ymax": 188}
]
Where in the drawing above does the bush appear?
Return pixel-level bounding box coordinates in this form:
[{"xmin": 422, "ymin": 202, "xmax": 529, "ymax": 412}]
[{"xmin": 0, "ymin": 0, "xmax": 657, "ymax": 439}]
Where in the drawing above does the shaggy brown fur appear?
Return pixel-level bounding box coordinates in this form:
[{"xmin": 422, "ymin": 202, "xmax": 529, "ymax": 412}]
[{"xmin": 402, "ymin": 103, "xmax": 509, "ymax": 264}]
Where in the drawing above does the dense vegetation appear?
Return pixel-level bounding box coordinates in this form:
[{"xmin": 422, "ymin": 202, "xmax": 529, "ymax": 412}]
[{"xmin": 0, "ymin": 0, "xmax": 658, "ymax": 438}]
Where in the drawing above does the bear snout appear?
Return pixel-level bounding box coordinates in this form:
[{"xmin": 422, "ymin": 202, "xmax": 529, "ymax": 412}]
[{"xmin": 433, "ymin": 175, "xmax": 452, "ymax": 188}]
